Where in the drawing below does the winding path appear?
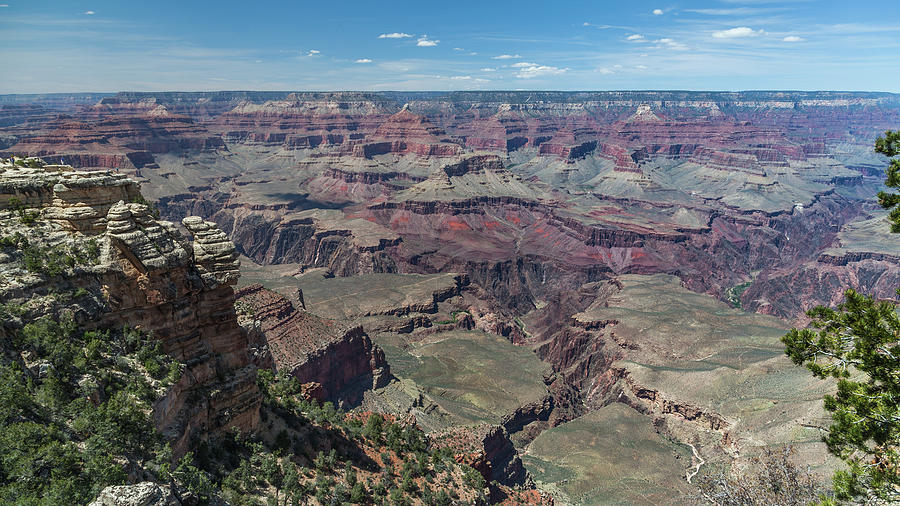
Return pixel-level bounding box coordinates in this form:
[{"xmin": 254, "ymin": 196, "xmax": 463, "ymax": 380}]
[{"xmin": 685, "ymin": 442, "xmax": 706, "ymax": 484}]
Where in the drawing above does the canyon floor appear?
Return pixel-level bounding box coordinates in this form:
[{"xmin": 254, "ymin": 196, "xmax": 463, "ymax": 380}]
[{"xmin": 2, "ymin": 90, "xmax": 899, "ymax": 504}]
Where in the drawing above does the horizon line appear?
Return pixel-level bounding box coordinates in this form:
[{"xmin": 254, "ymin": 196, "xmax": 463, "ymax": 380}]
[{"xmin": 2, "ymin": 89, "xmax": 899, "ymax": 97}]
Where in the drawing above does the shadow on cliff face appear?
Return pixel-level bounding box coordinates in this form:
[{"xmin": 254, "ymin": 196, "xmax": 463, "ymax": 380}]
[{"xmin": 264, "ymin": 192, "xmax": 349, "ymax": 212}]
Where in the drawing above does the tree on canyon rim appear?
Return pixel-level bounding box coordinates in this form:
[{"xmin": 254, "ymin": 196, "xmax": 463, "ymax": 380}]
[{"xmin": 782, "ymin": 130, "xmax": 900, "ymax": 502}]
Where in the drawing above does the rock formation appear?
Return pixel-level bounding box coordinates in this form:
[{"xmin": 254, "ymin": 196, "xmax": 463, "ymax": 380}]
[
  {"xmin": 0, "ymin": 160, "xmax": 259, "ymax": 456},
  {"xmin": 88, "ymin": 483, "xmax": 180, "ymax": 506},
  {"xmin": 235, "ymin": 284, "xmax": 391, "ymax": 406}
]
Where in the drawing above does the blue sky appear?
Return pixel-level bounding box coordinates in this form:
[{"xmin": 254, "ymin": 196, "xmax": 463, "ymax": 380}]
[{"xmin": 1, "ymin": 0, "xmax": 899, "ymax": 93}]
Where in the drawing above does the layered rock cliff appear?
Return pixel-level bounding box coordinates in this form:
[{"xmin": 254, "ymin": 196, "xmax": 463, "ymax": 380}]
[
  {"xmin": 0, "ymin": 159, "xmax": 259, "ymax": 455},
  {"xmin": 234, "ymin": 284, "xmax": 392, "ymax": 406}
]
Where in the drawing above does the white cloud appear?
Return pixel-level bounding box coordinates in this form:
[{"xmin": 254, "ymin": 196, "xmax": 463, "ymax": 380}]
[
  {"xmin": 598, "ymin": 67, "xmax": 615, "ymax": 75},
  {"xmin": 712, "ymin": 27, "xmax": 764, "ymax": 39},
  {"xmin": 626, "ymin": 34, "xmax": 644, "ymax": 41},
  {"xmin": 0, "ymin": 4, "xmax": 9, "ymax": 7},
  {"xmin": 451, "ymin": 76, "xmax": 472, "ymax": 80},
  {"xmin": 480, "ymin": 68, "xmax": 497, "ymax": 72},
  {"xmin": 511, "ymin": 62, "xmax": 568, "ymax": 79},
  {"xmin": 652, "ymin": 8, "xmax": 663, "ymax": 15},
  {"xmin": 782, "ymin": 35, "xmax": 804, "ymax": 42},
  {"xmin": 84, "ymin": 10, "xmax": 95, "ymax": 15},
  {"xmin": 635, "ymin": 64, "xmax": 648, "ymax": 70},
  {"xmin": 417, "ymin": 36, "xmax": 439, "ymax": 47},
  {"xmin": 583, "ymin": 22, "xmax": 590, "ymax": 26},
  {"xmin": 379, "ymin": 32, "xmax": 413, "ymax": 39},
  {"xmin": 355, "ymin": 58, "xmax": 372, "ymax": 63},
  {"xmin": 307, "ymin": 49, "xmax": 320, "ymax": 56},
  {"xmin": 453, "ymin": 47, "xmax": 464, "ymax": 51},
  {"xmin": 492, "ymin": 54, "xmax": 521, "ymax": 60},
  {"xmin": 654, "ymin": 38, "xmax": 688, "ymax": 50}
]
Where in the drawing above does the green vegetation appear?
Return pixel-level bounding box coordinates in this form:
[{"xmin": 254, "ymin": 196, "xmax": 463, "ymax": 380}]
[
  {"xmin": 0, "ymin": 303, "xmax": 483, "ymax": 505},
  {"xmin": 0, "ymin": 319, "xmax": 182, "ymax": 504},
  {"xmin": 203, "ymin": 369, "xmax": 483, "ymax": 505},
  {"xmin": 0, "ymin": 309, "xmax": 483, "ymax": 506},
  {"xmin": 0, "ymin": 237, "xmax": 102, "ymax": 277},
  {"xmin": 874, "ymin": 130, "xmax": 900, "ymax": 232},
  {"xmin": 725, "ymin": 281, "xmax": 751, "ymax": 309},
  {"xmin": 782, "ymin": 131, "xmax": 900, "ymax": 503},
  {"xmin": 783, "ymin": 291, "xmax": 900, "ymax": 502},
  {"xmin": 7, "ymin": 198, "xmax": 39, "ymax": 226},
  {"xmin": 11, "ymin": 157, "xmax": 45, "ymax": 169},
  {"xmin": 434, "ymin": 310, "xmax": 470, "ymax": 325}
]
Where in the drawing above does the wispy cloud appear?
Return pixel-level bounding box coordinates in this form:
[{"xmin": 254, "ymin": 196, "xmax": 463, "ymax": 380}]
[
  {"xmin": 355, "ymin": 58, "xmax": 372, "ymax": 63},
  {"xmin": 306, "ymin": 49, "xmax": 320, "ymax": 56},
  {"xmin": 84, "ymin": 10, "xmax": 95, "ymax": 15},
  {"xmin": 416, "ymin": 36, "xmax": 439, "ymax": 47},
  {"xmin": 451, "ymin": 75, "xmax": 471, "ymax": 80},
  {"xmin": 0, "ymin": 4, "xmax": 10, "ymax": 7},
  {"xmin": 378, "ymin": 32, "xmax": 413, "ymax": 39},
  {"xmin": 583, "ymin": 22, "xmax": 637, "ymax": 31},
  {"xmin": 654, "ymin": 38, "xmax": 688, "ymax": 50},
  {"xmin": 626, "ymin": 34, "xmax": 645, "ymax": 41},
  {"xmin": 512, "ymin": 62, "xmax": 568, "ymax": 78},
  {"xmin": 492, "ymin": 54, "xmax": 521, "ymax": 59},
  {"xmin": 712, "ymin": 27, "xmax": 765, "ymax": 39},
  {"xmin": 653, "ymin": 8, "xmax": 664, "ymax": 15},
  {"xmin": 782, "ymin": 35, "xmax": 804, "ymax": 42},
  {"xmin": 480, "ymin": 67, "xmax": 497, "ymax": 72}
]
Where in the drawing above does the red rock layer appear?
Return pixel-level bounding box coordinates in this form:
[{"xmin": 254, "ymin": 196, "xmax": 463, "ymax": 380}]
[
  {"xmin": 235, "ymin": 284, "xmax": 392, "ymax": 405},
  {"xmin": 6, "ymin": 98, "xmax": 223, "ymax": 169}
]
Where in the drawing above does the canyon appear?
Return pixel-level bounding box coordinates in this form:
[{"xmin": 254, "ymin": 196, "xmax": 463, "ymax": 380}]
[{"xmin": 1, "ymin": 90, "xmax": 898, "ymax": 504}]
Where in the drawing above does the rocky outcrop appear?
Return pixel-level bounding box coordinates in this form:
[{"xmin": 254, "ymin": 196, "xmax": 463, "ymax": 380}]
[
  {"xmin": 501, "ymin": 374, "xmax": 586, "ymax": 445},
  {"xmin": 235, "ymin": 284, "xmax": 392, "ymax": 406},
  {"xmin": 0, "ymin": 161, "xmax": 260, "ymax": 456},
  {"xmin": 88, "ymin": 483, "xmax": 180, "ymax": 506},
  {"xmin": 0, "ymin": 164, "xmax": 142, "ymax": 233},
  {"xmin": 106, "ymin": 201, "xmax": 190, "ymax": 272},
  {"xmin": 181, "ymin": 216, "xmax": 241, "ymax": 287},
  {"xmin": 433, "ymin": 425, "xmax": 530, "ymax": 487}
]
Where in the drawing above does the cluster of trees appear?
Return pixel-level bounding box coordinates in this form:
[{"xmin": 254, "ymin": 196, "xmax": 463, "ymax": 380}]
[
  {"xmin": 0, "ymin": 309, "xmax": 484, "ymax": 505},
  {"xmin": 1, "ymin": 204, "xmax": 102, "ymax": 277},
  {"xmin": 0, "ymin": 318, "xmax": 181, "ymax": 503},
  {"xmin": 206, "ymin": 369, "xmax": 484, "ymax": 505},
  {"xmin": 782, "ymin": 130, "xmax": 900, "ymax": 503}
]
